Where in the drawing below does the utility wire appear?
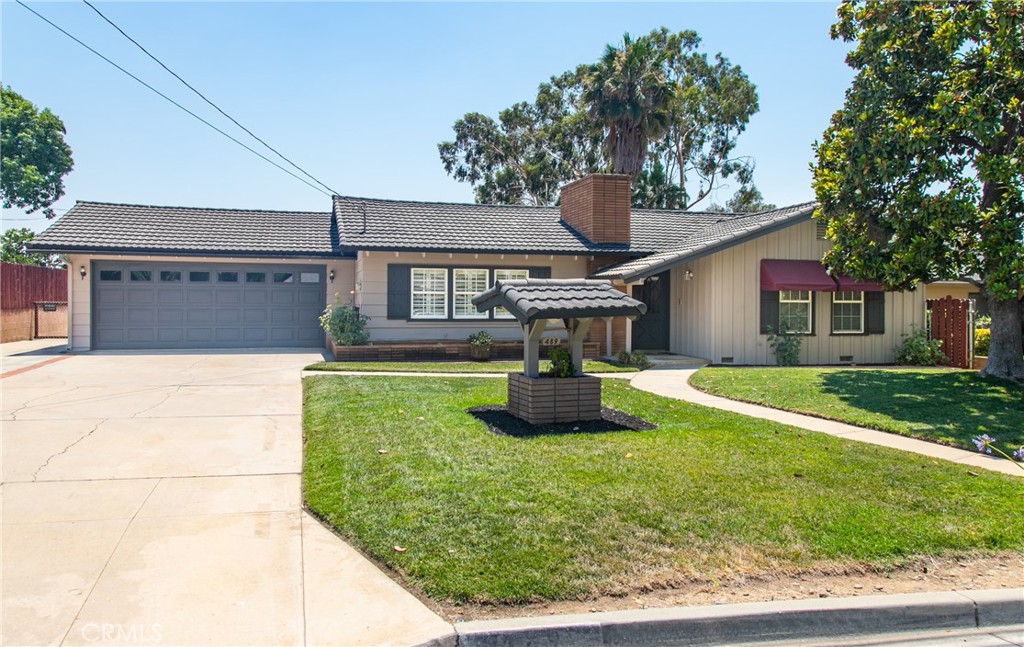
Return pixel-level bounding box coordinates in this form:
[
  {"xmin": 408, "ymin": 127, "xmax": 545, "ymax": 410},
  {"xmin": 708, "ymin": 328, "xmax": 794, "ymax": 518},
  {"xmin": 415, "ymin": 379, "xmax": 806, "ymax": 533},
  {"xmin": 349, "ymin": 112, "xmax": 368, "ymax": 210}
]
[
  {"xmin": 81, "ymin": 0, "xmax": 340, "ymax": 197},
  {"xmin": 15, "ymin": 1, "xmax": 332, "ymax": 198}
]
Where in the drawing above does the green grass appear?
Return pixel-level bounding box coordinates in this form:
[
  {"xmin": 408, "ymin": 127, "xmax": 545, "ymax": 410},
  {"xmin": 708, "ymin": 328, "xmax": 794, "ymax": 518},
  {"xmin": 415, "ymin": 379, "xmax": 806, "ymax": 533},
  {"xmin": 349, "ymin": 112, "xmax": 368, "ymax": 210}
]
[
  {"xmin": 304, "ymin": 359, "xmax": 637, "ymax": 373},
  {"xmin": 690, "ymin": 368, "xmax": 1024, "ymax": 455},
  {"xmin": 303, "ymin": 375, "xmax": 1023, "ymax": 604}
]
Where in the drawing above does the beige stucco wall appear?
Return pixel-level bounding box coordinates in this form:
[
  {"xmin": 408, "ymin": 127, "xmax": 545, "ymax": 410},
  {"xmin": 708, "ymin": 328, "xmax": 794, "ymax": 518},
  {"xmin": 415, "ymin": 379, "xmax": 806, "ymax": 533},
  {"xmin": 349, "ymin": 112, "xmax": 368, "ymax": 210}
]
[
  {"xmin": 66, "ymin": 253, "xmax": 354, "ymax": 351},
  {"xmin": 354, "ymin": 250, "xmax": 590, "ymax": 343},
  {"xmin": 925, "ymin": 282, "xmax": 975, "ymax": 302},
  {"xmin": 668, "ymin": 220, "xmax": 927, "ymax": 365}
]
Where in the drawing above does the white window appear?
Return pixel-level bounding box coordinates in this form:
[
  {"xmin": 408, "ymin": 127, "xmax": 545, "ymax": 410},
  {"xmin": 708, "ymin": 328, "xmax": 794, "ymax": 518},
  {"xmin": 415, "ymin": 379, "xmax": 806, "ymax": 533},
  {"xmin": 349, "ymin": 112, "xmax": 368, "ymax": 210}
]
[
  {"xmin": 779, "ymin": 291, "xmax": 813, "ymax": 334},
  {"xmin": 832, "ymin": 291, "xmax": 864, "ymax": 334},
  {"xmin": 493, "ymin": 269, "xmax": 529, "ymax": 319},
  {"xmin": 411, "ymin": 268, "xmax": 447, "ymax": 318},
  {"xmin": 453, "ymin": 269, "xmax": 489, "ymax": 319}
]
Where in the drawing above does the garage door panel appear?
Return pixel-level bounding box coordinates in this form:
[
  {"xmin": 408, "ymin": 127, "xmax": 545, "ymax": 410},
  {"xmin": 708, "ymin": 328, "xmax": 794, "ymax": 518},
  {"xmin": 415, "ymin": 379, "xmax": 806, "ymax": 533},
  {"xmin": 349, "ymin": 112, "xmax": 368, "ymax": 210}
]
[
  {"xmin": 271, "ymin": 291, "xmax": 295, "ymax": 306},
  {"xmin": 125, "ymin": 329, "xmax": 155, "ymax": 343},
  {"xmin": 216, "ymin": 291, "xmax": 242, "ymax": 306},
  {"xmin": 157, "ymin": 310, "xmax": 184, "ymax": 325},
  {"xmin": 93, "ymin": 262, "xmax": 324, "ymax": 349},
  {"xmin": 215, "ymin": 310, "xmax": 241, "ymax": 325},
  {"xmin": 244, "ymin": 291, "xmax": 270, "ymax": 306},
  {"xmin": 96, "ymin": 288, "xmax": 125, "ymax": 306},
  {"xmin": 157, "ymin": 289, "xmax": 183, "ymax": 305},
  {"xmin": 187, "ymin": 309, "xmax": 214, "ymax": 325},
  {"xmin": 187, "ymin": 289, "xmax": 214, "ymax": 305}
]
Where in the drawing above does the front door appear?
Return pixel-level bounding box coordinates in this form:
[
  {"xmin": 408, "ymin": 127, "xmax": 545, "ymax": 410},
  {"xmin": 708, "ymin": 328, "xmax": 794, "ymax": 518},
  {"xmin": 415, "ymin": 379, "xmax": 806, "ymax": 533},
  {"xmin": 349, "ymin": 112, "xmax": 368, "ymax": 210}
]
[{"xmin": 631, "ymin": 270, "xmax": 671, "ymax": 351}]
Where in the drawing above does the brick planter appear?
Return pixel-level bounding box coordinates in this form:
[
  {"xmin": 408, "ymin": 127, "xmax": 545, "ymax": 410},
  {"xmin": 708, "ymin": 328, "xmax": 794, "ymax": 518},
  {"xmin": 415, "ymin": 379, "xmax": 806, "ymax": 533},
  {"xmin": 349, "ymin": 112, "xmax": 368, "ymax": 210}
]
[
  {"xmin": 506, "ymin": 373, "xmax": 601, "ymax": 425},
  {"xmin": 327, "ymin": 339, "xmax": 601, "ymax": 362}
]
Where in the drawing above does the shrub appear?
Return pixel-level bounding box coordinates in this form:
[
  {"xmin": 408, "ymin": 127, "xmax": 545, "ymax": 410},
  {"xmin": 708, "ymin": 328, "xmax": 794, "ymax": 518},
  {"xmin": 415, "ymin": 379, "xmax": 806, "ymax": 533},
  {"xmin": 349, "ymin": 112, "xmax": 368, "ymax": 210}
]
[
  {"xmin": 894, "ymin": 326, "xmax": 947, "ymax": 366},
  {"xmin": 975, "ymin": 315, "xmax": 991, "ymax": 330},
  {"xmin": 974, "ymin": 327, "xmax": 990, "ymax": 356},
  {"xmin": 319, "ymin": 300, "xmax": 370, "ymax": 346},
  {"xmin": 467, "ymin": 331, "xmax": 493, "ymax": 347},
  {"xmin": 616, "ymin": 350, "xmax": 653, "ymax": 370},
  {"xmin": 765, "ymin": 327, "xmax": 802, "ymax": 366},
  {"xmin": 546, "ymin": 347, "xmax": 575, "ymax": 378}
]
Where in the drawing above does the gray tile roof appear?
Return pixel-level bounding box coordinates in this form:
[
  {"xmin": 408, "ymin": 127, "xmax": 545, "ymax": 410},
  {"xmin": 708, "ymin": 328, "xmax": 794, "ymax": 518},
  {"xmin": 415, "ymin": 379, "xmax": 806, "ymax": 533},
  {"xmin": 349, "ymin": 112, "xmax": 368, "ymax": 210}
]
[
  {"xmin": 332, "ymin": 195, "xmax": 749, "ymax": 255},
  {"xmin": 472, "ymin": 279, "xmax": 647, "ymax": 325},
  {"xmin": 590, "ymin": 202, "xmax": 817, "ymax": 281},
  {"xmin": 30, "ymin": 201, "xmax": 339, "ymax": 257}
]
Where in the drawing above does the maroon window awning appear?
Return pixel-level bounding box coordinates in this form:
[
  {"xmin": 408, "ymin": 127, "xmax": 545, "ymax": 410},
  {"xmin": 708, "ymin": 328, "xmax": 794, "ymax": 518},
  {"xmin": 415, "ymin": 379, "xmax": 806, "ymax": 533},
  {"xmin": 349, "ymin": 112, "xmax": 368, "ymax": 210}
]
[
  {"xmin": 760, "ymin": 259, "xmax": 884, "ymax": 292},
  {"xmin": 760, "ymin": 260, "xmax": 837, "ymax": 291}
]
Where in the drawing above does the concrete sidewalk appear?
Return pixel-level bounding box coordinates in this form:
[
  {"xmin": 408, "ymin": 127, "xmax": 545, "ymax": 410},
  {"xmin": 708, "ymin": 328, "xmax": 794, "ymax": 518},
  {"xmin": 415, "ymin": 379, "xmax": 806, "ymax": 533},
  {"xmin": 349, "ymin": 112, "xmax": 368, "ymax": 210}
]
[
  {"xmin": 630, "ymin": 368, "xmax": 1022, "ymax": 477},
  {"xmin": 1, "ymin": 351, "xmax": 454, "ymax": 647},
  {"xmin": 0, "ymin": 338, "xmax": 70, "ymax": 376}
]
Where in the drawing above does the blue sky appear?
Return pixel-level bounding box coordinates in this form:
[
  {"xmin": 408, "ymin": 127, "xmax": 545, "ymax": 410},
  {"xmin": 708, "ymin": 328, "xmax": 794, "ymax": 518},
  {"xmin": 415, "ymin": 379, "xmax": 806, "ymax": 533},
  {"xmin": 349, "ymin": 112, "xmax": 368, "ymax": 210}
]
[{"xmin": 2, "ymin": 2, "xmax": 854, "ymax": 232}]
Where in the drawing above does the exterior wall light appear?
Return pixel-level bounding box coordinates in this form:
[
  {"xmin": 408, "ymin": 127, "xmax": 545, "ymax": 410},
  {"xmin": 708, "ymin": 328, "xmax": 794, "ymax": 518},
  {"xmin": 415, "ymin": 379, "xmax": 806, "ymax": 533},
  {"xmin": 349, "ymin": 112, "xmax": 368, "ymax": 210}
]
[
  {"xmin": 684, "ymin": 269, "xmax": 694, "ymax": 281},
  {"xmin": 329, "ymin": 269, "xmax": 335, "ymax": 283},
  {"xmin": 79, "ymin": 265, "xmax": 87, "ymax": 280}
]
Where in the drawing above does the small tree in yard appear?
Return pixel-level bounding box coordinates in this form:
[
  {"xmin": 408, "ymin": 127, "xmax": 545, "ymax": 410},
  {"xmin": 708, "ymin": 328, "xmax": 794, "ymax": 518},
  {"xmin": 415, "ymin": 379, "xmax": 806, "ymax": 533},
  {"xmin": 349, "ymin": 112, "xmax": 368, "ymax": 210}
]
[
  {"xmin": 1, "ymin": 87, "xmax": 74, "ymax": 218},
  {"xmin": 812, "ymin": 1, "xmax": 1024, "ymax": 382}
]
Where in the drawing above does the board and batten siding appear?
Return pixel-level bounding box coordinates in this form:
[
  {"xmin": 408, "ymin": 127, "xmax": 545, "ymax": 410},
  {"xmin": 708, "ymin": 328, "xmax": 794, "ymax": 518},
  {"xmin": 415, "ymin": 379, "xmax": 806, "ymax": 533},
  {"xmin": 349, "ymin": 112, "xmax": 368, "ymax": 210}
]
[
  {"xmin": 353, "ymin": 250, "xmax": 589, "ymax": 342},
  {"xmin": 669, "ymin": 220, "xmax": 926, "ymax": 365},
  {"xmin": 65, "ymin": 253, "xmax": 354, "ymax": 351}
]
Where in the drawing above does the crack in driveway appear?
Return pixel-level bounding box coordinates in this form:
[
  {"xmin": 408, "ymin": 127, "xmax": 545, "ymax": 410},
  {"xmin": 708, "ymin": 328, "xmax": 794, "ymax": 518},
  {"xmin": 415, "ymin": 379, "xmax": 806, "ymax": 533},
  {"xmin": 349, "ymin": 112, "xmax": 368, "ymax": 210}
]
[{"xmin": 32, "ymin": 418, "xmax": 109, "ymax": 481}]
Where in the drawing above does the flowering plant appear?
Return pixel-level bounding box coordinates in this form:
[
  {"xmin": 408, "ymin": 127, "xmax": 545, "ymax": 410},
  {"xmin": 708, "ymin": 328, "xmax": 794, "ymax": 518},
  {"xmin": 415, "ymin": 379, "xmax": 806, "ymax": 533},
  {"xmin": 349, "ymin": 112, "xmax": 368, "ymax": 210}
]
[{"xmin": 971, "ymin": 434, "xmax": 1024, "ymax": 472}]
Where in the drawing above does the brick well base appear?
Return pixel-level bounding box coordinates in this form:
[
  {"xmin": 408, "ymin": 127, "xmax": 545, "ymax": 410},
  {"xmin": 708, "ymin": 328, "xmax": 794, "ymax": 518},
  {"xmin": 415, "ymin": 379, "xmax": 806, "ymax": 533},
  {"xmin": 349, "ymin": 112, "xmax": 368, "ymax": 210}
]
[{"xmin": 506, "ymin": 373, "xmax": 601, "ymax": 425}]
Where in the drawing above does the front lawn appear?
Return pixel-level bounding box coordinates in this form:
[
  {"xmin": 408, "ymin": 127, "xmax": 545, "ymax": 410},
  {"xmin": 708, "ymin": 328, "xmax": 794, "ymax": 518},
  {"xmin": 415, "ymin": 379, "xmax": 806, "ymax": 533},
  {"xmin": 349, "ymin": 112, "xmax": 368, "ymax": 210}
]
[
  {"xmin": 305, "ymin": 359, "xmax": 636, "ymax": 374},
  {"xmin": 303, "ymin": 375, "xmax": 1023, "ymax": 604},
  {"xmin": 689, "ymin": 368, "xmax": 1024, "ymax": 455}
]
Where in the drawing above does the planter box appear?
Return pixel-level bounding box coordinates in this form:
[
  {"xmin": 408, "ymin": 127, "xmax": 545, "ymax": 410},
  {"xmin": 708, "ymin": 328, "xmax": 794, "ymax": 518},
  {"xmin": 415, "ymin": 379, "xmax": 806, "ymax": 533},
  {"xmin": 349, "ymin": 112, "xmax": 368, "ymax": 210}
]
[
  {"xmin": 973, "ymin": 356, "xmax": 987, "ymax": 370},
  {"xmin": 327, "ymin": 339, "xmax": 601, "ymax": 363},
  {"xmin": 507, "ymin": 373, "xmax": 601, "ymax": 425}
]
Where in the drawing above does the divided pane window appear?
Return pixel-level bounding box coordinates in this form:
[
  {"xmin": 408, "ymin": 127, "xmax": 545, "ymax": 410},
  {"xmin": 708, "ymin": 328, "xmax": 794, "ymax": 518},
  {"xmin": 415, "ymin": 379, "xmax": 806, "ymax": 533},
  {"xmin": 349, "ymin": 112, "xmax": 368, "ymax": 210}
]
[
  {"xmin": 453, "ymin": 269, "xmax": 489, "ymax": 319},
  {"xmin": 493, "ymin": 269, "xmax": 529, "ymax": 319},
  {"xmin": 273, "ymin": 272, "xmax": 294, "ymax": 283},
  {"xmin": 218, "ymin": 271, "xmax": 239, "ymax": 283},
  {"xmin": 779, "ymin": 290, "xmax": 812, "ymax": 334},
  {"xmin": 411, "ymin": 268, "xmax": 447, "ymax": 318},
  {"xmin": 189, "ymin": 271, "xmax": 210, "ymax": 282},
  {"xmin": 832, "ymin": 291, "xmax": 864, "ymax": 334},
  {"xmin": 245, "ymin": 272, "xmax": 266, "ymax": 283},
  {"xmin": 99, "ymin": 270, "xmax": 122, "ymax": 281},
  {"xmin": 159, "ymin": 271, "xmax": 181, "ymax": 283},
  {"xmin": 129, "ymin": 270, "xmax": 151, "ymax": 282}
]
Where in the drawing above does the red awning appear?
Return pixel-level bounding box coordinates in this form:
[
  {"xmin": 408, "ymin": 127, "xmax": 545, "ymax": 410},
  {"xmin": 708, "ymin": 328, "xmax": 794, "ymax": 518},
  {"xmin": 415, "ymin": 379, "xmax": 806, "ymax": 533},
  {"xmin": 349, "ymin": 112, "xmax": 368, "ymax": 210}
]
[
  {"xmin": 835, "ymin": 275, "xmax": 883, "ymax": 292},
  {"xmin": 760, "ymin": 260, "xmax": 837, "ymax": 291}
]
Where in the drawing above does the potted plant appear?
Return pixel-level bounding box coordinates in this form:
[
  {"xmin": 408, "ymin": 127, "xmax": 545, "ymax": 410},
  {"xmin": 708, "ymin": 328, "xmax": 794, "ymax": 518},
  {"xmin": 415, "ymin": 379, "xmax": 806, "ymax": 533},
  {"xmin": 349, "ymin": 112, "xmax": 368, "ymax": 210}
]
[{"xmin": 468, "ymin": 331, "xmax": 493, "ymax": 361}]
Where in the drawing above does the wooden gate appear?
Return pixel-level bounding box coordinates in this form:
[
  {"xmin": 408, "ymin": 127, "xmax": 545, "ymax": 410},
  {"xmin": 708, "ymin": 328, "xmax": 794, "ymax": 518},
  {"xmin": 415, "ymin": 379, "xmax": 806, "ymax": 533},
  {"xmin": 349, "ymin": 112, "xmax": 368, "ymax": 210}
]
[{"xmin": 927, "ymin": 297, "xmax": 972, "ymax": 368}]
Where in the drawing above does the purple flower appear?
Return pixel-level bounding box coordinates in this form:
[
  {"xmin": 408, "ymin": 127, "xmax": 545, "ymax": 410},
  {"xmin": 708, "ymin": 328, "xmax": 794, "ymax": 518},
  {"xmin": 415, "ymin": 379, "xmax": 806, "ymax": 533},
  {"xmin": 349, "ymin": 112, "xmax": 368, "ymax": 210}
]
[
  {"xmin": 1014, "ymin": 447, "xmax": 1024, "ymax": 462},
  {"xmin": 972, "ymin": 434, "xmax": 995, "ymax": 455}
]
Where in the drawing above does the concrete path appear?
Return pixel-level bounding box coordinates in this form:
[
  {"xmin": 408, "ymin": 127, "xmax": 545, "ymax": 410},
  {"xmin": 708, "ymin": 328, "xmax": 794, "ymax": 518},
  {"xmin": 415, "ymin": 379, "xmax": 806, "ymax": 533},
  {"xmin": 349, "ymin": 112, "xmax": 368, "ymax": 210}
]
[
  {"xmin": 0, "ymin": 338, "xmax": 71, "ymax": 377},
  {"xmin": 630, "ymin": 368, "xmax": 1022, "ymax": 477},
  {"xmin": 1, "ymin": 350, "xmax": 453, "ymax": 647}
]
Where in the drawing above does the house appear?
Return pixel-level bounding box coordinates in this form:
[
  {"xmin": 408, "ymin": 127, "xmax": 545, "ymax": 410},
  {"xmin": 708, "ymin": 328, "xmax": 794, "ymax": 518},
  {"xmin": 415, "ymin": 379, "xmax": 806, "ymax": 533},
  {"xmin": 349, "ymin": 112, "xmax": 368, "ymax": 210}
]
[{"xmin": 30, "ymin": 174, "xmax": 925, "ymax": 364}]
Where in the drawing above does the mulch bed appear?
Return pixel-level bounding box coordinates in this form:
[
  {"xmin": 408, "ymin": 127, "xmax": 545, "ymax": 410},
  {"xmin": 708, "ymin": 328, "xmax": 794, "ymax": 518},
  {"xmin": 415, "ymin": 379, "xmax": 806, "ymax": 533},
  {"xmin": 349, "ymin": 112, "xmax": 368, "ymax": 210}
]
[{"xmin": 467, "ymin": 405, "xmax": 656, "ymax": 437}]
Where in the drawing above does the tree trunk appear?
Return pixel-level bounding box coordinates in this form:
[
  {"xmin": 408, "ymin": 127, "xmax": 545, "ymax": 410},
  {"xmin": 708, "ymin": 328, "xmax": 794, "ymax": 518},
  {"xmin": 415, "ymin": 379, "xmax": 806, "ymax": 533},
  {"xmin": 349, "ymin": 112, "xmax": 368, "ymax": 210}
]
[{"xmin": 980, "ymin": 295, "xmax": 1024, "ymax": 382}]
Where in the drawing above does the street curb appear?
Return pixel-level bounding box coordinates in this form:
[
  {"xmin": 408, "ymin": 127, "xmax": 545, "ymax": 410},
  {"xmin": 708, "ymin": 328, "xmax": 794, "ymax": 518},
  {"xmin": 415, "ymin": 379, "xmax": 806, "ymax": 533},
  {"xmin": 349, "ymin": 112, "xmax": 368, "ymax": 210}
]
[{"xmin": 454, "ymin": 588, "xmax": 1023, "ymax": 646}]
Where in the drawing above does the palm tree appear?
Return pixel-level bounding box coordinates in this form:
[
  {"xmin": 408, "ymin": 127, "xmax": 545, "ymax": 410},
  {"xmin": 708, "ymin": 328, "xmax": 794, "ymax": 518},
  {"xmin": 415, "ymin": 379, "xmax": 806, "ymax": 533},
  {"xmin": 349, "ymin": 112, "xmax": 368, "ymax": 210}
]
[{"xmin": 583, "ymin": 34, "xmax": 676, "ymax": 180}]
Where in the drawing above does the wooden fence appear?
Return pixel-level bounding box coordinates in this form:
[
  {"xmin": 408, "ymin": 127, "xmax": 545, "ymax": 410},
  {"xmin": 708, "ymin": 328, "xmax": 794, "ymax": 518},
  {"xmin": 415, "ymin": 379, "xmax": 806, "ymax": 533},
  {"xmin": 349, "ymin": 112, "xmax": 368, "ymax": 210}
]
[
  {"xmin": 1, "ymin": 263, "xmax": 68, "ymax": 342},
  {"xmin": 927, "ymin": 296, "xmax": 971, "ymax": 369}
]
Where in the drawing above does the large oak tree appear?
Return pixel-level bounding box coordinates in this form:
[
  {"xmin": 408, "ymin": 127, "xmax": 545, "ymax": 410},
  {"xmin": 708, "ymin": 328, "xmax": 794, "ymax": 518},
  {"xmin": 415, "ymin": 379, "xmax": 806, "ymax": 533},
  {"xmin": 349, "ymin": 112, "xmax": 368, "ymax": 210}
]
[
  {"xmin": 439, "ymin": 29, "xmax": 761, "ymax": 210},
  {"xmin": 1, "ymin": 87, "xmax": 74, "ymax": 219},
  {"xmin": 812, "ymin": 0, "xmax": 1023, "ymax": 381}
]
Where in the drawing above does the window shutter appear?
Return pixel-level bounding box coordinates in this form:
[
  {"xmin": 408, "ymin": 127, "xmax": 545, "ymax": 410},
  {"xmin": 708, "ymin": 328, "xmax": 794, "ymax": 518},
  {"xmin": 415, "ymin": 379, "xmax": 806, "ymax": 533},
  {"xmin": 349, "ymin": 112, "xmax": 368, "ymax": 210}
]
[
  {"xmin": 531, "ymin": 266, "xmax": 552, "ymax": 279},
  {"xmin": 865, "ymin": 291, "xmax": 885, "ymax": 334},
  {"xmin": 760, "ymin": 290, "xmax": 779, "ymax": 333},
  {"xmin": 387, "ymin": 264, "xmax": 411, "ymax": 319}
]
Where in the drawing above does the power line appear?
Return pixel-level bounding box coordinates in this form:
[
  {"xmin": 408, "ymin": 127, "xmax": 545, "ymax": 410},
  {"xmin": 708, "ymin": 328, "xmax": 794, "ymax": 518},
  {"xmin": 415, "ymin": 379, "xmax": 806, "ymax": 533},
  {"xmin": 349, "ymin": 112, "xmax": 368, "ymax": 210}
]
[
  {"xmin": 15, "ymin": 1, "xmax": 333, "ymax": 198},
  {"xmin": 81, "ymin": 0, "xmax": 340, "ymax": 197}
]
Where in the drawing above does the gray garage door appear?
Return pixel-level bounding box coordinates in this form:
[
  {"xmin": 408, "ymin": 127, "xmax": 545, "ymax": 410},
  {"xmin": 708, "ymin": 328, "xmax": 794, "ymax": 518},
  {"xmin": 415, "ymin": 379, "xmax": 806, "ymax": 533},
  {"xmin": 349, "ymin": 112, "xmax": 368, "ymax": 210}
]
[{"xmin": 92, "ymin": 261, "xmax": 326, "ymax": 349}]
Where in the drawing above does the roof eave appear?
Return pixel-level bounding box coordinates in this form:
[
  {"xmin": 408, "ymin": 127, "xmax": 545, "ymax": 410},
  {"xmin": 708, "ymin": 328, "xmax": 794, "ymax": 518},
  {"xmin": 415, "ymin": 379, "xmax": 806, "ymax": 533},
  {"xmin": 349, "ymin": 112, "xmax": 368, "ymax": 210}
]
[{"xmin": 26, "ymin": 244, "xmax": 350, "ymax": 260}]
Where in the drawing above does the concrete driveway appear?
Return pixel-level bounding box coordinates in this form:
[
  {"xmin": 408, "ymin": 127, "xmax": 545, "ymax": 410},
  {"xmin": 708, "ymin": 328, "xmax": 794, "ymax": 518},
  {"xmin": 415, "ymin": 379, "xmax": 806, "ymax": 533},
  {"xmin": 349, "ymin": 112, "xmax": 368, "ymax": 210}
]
[{"xmin": 1, "ymin": 349, "xmax": 452, "ymax": 647}]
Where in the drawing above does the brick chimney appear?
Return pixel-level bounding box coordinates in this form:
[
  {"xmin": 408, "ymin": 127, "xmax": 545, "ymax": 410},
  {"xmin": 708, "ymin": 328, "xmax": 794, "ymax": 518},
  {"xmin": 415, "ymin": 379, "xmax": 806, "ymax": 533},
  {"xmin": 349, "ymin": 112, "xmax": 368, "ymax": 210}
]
[{"xmin": 560, "ymin": 174, "xmax": 631, "ymax": 245}]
